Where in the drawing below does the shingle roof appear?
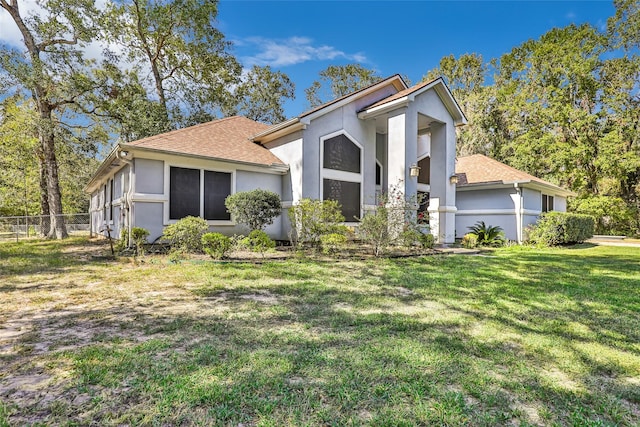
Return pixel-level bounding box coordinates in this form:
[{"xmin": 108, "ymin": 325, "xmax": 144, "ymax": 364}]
[
  {"xmin": 123, "ymin": 116, "xmax": 284, "ymax": 166},
  {"xmin": 455, "ymin": 154, "xmax": 560, "ymax": 188}
]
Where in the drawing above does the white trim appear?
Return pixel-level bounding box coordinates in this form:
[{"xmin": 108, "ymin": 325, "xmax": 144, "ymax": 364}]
[
  {"xmin": 163, "ymin": 163, "xmax": 236, "ymax": 226},
  {"xmin": 132, "ymin": 193, "xmax": 167, "ymax": 203},
  {"xmin": 417, "ymin": 183, "xmax": 431, "ymax": 192},
  {"xmin": 319, "ymin": 130, "xmax": 364, "ymax": 221},
  {"xmin": 456, "ymin": 209, "xmax": 541, "ymax": 215},
  {"xmin": 427, "ymin": 205, "xmax": 458, "ymax": 213}
]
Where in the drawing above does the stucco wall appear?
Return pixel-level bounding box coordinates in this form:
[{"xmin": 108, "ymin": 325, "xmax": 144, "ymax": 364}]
[
  {"xmin": 456, "ymin": 187, "xmax": 518, "ymax": 210},
  {"xmin": 265, "ymin": 131, "xmax": 303, "ymax": 204},
  {"xmin": 127, "ymin": 154, "xmax": 286, "ymax": 242},
  {"xmin": 135, "ymin": 158, "xmax": 164, "ymax": 194},
  {"xmin": 456, "ymin": 213, "xmax": 518, "ymax": 241},
  {"xmin": 456, "ymin": 187, "xmax": 518, "ymax": 240},
  {"xmin": 522, "ymin": 187, "xmax": 541, "ymax": 211}
]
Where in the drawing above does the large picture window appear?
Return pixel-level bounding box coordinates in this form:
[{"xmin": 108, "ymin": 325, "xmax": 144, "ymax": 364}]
[
  {"xmin": 321, "ymin": 132, "xmax": 362, "ymax": 221},
  {"xmin": 323, "ymin": 134, "xmax": 361, "ymax": 173},
  {"xmin": 323, "ymin": 179, "xmax": 361, "ymax": 222},
  {"xmin": 169, "ymin": 166, "xmax": 232, "ymax": 221}
]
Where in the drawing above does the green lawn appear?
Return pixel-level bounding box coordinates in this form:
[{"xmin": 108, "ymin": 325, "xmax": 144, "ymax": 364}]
[{"xmin": 0, "ymin": 238, "xmax": 638, "ymax": 426}]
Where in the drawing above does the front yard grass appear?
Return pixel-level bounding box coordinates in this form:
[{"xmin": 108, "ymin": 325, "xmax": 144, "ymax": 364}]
[{"xmin": 0, "ymin": 238, "xmax": 638, "ymax": 425}]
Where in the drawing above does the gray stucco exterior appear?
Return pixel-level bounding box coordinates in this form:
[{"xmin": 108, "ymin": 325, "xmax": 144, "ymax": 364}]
[
  {"xmin": 87, "ymin": 75, "xmax": 470, "ymax": 245},
  {"xmin": 456, "ymin": 185, "xmax": 569, "ymax": 242}
]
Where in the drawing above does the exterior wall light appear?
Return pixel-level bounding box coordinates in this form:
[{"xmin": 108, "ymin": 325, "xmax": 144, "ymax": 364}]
[
  {"xmin": 409, "ymin": 163, "xmax": 421, "ymax": 177},
  {"xmin": 449, "ymin": 174, "xmax": 459, "ymax": 185}
]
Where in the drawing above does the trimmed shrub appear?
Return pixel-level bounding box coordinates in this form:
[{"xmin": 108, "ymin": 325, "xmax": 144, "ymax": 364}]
[
  {"xmin": 418, "ymin": 231, "xmax": 435, "ymax": 249},
  {"xmin": 242, "ymin": 230, "xmax": 275, "ymax": 257},
  {"xmin": 163, "ymin": 216, "xmax": 209, "ymax": 253},
  {"xmin": 320, "ymin": 232, "xmax": 348, "ymax": 255},
  {"xmin": 201, "ymin": 232, "xmax": 232, "ymax": 259},
  {"xmin": 467, "ymin": 221, "xmax": 505, "ymax": 247},
  {"xmin": 528, "ymin": 212, "xmax": 595, "ymax": 246},
  {"xmin": 131, "ymin": 227, "xmax": 150, "ymax": 255},
  {"xmin": 461, "ymin": 233, "xmax": 479, "ymax": 249},
  {"xmin": 288, "ymin": 199, "xmax": 345, "ymax": 247},
  {"xmin": 225, "ymin": 190, "xmax": 282, "ymax": 231},
  {"xmin": 399, "ymin": 227, "xmax": 422, "ymax": 248},
  {"xmin": 570, "ymin": 195, "xmax": 635, "ymax": 236}
]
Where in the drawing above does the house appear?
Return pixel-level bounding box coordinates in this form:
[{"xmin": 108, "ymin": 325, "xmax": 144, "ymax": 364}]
[
  {"xmin": 85, "ymin": 74, "xmax": 467, "ymax": 244},
  {"xmin": 455, "ymin": 154, "xmax": 575, "ymax": 242}
]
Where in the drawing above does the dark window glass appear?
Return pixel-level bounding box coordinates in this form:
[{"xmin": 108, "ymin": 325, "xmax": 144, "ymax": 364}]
[
  {"xmin": 170, "ymin": 167, "xmax": 200, "ymax": 220},
  {"xmin": 109, "ymin": 179, "xmax": 114, "ymax": 221},
  {"xmin": 418, "ymin": 157, "xmax": 430, "ymax": 185},
  {"xmin": 542, "ymin": 194, "xmax": 555, "ymax": 213},
  {"xmin": 204, "ymin": 171, "xmax": 231, "ymax": 220},
  {"xmin": 375, "ymin": 162, "xmax": 381, "ymax": 186},
  {"xmin": 323, "ymin": 179, "xmax": 360, "ymax": 221},
  {"xmin": 323, "ymin": 134, "xmax": 361, "ymax": 173}
]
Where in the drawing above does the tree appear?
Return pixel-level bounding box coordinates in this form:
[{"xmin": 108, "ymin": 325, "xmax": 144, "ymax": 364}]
[
  {"xmin": 223, "ymin": 65, "xmax": 295, "ymax": 124},
  {"xmin": 0, "ymin": 0, "xmax": 104, "ymax": 238},
  {"xmin": 0, "ymin": 97, "xmax": 40, "ymax": 216},
  {"xmin": 492, "ymin": 24, "xmax": 607, "ymax": 194},
  {"xmin": 305, "ymin": 64, "xmax": 382, "ymax": 108},
  {"xmin": 423, "ymin": 53, "xmax": 502, "ymax": 156},
  {"xmin": 608, "ymin": 0, "xmax": 639, "ymax": 50},
  {"xmin": 105, "ymin": 0, "xmax": 242, "ymax": 130}
]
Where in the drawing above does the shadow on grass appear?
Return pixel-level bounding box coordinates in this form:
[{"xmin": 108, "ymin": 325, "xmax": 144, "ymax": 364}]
[{"xmin": 1, "ymin": 242, "xmax": 639, "ymax": 425}]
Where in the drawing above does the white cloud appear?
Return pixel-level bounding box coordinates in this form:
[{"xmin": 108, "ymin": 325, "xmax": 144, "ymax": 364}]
[{"xmin": 240, "ymin": 36, "xmax": 367, "ymax": 67}]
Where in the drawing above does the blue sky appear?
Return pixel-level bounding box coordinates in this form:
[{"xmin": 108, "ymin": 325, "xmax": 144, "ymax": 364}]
[{"xmin": 218, "ymin": 0, "xmax": 616, "ymax": 118}]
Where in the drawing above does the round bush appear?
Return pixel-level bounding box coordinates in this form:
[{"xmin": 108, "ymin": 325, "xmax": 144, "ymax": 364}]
[
  {"xmin": 201, "ymin": 232, "xmax": 232, "ymax": 259},
  {"xmin": 163, "ymin": 216, "xmax": 209, "ymax": 253}
]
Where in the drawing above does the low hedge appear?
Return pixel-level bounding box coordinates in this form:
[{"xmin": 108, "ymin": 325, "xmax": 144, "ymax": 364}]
[{"xmin": 528, "ymin": 212, "xmax": 595, "ymax": 246}]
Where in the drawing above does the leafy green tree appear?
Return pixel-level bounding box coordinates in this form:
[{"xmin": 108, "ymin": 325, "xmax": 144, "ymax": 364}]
[
  {"xmin": 224, "ymin": 65, "xmax": 295, "ymax": 124},
  {"xmin": 424, "ymin": 53, "xmax": 503, "ymax": 156},
  {"xmin": 0, "ymin": 0, "xmax": 105, "ymax": 237},
  {"xmin": 104, "ymin": 0, "xmax": 242, "ymax": 130},
  {"xmin": 305, "ymin": 64, "xmax": 382, "ymax": 108},
  {"xmin": 0, "ymin": 97, "xmax": 40, "ymax": 216}
]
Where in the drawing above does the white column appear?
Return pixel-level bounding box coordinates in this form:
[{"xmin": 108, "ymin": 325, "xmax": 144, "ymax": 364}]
[
  {"xmin": 386, "ymin": 109, "xmax": 418, "ymax": 238},
  {"xmin": 427, "ymin": 122, "xmax": 457, "ymax": 243}
]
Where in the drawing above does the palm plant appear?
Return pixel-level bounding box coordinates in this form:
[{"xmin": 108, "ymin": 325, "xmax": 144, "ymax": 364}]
[{"xmin": 467, "ymin": 221, "xmax": 505, "ymax": 247}]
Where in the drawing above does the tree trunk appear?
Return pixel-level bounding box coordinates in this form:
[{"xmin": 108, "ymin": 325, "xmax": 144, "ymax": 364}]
[
  {"xmin": 38, "ymin": 154, "xmax": 51, "ymax": 237},
  {"xmin": 38, "ymin": 107, "xmax": 68, "ymax": 239}
]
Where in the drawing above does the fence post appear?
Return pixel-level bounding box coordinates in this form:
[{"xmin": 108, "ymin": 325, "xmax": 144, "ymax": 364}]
[{"xmin": 15, "ymin": 217, "xmax": 19, "ymax": 242}]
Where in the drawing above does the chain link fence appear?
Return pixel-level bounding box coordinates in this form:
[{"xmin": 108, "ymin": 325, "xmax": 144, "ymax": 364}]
[{"xmin": 0, "ymin": 213, "xmax": 90, "ymax": 242}]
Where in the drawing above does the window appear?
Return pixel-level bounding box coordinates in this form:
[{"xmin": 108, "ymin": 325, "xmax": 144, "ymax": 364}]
[
  {"xmin": 323, "ymin": 179, "xmax": 361, "ymax": 222},
  {"xmin": 323, "ymin": 134, "xmax": 361, "ymax": 173},
  {"xmin": 542, "ymin": 194, "xmax": 554, "ymax": 212},
  {"xmin": 170, "ymin": 167, "xmax": 200, "ymax": 219},
  {"xmin": 321, "ymin": 132, "xmax": 362, "ymax": 221},
  {"xmin": 375, "ymin": 161, "xmax": 382, "ymax": 186},
  {"xmin": 169, "ymin": 166, "xmax": 232, "ymax": 221},
  {"xmin": 204, "ymin": 171, "xmax": 231, "ymax": 221},
  {"xmin": 109, "ymin": 179, "xmax": 114, "ymax": 222},
  {"xmin": 418, "ymin": 157, "xmax": 430, "ymax": 185}
]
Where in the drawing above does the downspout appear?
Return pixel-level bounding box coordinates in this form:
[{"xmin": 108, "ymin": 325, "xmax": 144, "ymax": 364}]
[
  {"xmin": 514, "ymin": 183, "xmax": 523, "ymax": 243},
  {"xmin": 117, "ymin": 149, "xmax": 134, "ymax": 248}
]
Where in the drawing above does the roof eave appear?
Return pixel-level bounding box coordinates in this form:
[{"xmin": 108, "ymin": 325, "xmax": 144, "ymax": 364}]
[
  {"xmin": 252, "ymin": 118, "xmax": 307, "ymax": 145},
  {"xmin": 83, "ymin": 143, "xmax": 124, "ymax": 193},
  {"xmin": 457, "ymin": 179, "xmax": 575, "ymax": 197},
  {"xmin": 120, "ymin": 145, "xmax": 290, "ymax": 173}
]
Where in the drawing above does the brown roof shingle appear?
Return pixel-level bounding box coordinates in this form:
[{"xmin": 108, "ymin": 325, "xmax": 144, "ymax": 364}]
[
  {"xmin": 123, "ymin": 116, "xmax": 284, "ymax": 166},
  {"xmin": 455, "ymin": 154, "xmax": 559, "ymax": 188}
]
